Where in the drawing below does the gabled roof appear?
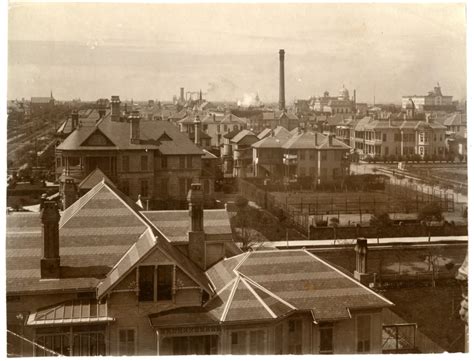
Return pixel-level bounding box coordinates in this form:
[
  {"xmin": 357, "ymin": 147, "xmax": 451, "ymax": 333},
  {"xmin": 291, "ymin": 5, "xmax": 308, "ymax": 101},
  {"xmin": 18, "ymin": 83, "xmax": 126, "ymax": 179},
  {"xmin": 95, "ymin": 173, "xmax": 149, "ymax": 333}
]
[
  {"xmin": 257, "ymin": 126, "xmax": 290, "ymax": 140},
  {"xmin": 230, "ymin": 130, "xmax": 258, "ymax": 145},
  {"xmin": 252, "ymin": 135, "xmax": 287, "ymax": 149},
  {"xmin": 141, "ymin": 209, "xmax": 233, "ymax": 244},
  {"xmin": 151, "ymin": 249, "xmax": 393, "ymax": 327},
  {"xmin": 78, "ymin": 168, "xmax": 113, "ymax": 191},
  {"xmin": 443, "ymin": 113, "xmax": 466, "ymax": 127},
  {"xmin": 282, "ymin": 131, "xmax": 350, "ymax": 150},
  {"xmin": 7, "ymin": 179, "xmax": 214, "ymax": 297},
  {"xmin": 57, "ymin": 115, "xmax": 204, "ymax": 155}
]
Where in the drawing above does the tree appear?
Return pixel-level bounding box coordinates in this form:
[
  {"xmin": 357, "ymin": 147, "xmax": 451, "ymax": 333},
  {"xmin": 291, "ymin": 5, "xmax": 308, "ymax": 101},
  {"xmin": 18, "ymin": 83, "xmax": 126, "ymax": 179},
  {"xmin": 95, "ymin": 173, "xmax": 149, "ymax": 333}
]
[
  {"xmin": 418, "ymin": 202, "xmax": 444, "ymax": 223},
  {"xmin": 370, "ymin": 212, "xmax": 392, "ymax": 244},
  {"xmin": 418, "ymin": 202, "xmax": 444, "ymax": 288}
]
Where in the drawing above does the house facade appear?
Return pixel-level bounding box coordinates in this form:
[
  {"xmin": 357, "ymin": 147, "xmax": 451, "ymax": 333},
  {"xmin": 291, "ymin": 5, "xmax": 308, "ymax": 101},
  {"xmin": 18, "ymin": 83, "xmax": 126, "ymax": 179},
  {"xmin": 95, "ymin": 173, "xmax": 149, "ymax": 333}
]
[
  {"xmin": 55, "ymin": 97, "xmax": 212, "ymax": 208},
  {"xmin": 346, "ymin": 115, "xmax": 447, "ymax": 159}
]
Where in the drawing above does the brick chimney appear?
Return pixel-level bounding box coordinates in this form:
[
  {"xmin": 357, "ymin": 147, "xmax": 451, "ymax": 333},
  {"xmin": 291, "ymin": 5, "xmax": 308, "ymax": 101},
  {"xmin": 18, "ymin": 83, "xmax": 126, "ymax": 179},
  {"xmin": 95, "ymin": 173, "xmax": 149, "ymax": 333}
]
[
  {"xmin": 62, "ymin": 178, "xmax": 77, "ymax": 209},
  {"xmin": 194, "ymin": 115, "xmax": 201, "ymax": 145},
  {"xmin": 71, "ymin": 110, "xmax": 79, "ymax": 129},
  {"xmin": 187, "ymin": 183, "xmax": 206, "ymax": 270},
  {"xmin": 40, "ymin": 201, "xmax": 61, "ymax": 279},
  {"xmin": 354, "ymin": 238, "xmax": 371, "ymax": 285},
  {"xmin": 328, "ymin": 133, "xmax": 334, "ymax": 146},
  {"xmin": 111, "ymin": 95, "xmax": 121, "ymax": 122},
  {"xmin": 129, "ymin": 111, "xmax": 140, "ymax": 143},
  {"xmin": 279, "ymin": 49, "xmax": 286, "ymax": 111}
]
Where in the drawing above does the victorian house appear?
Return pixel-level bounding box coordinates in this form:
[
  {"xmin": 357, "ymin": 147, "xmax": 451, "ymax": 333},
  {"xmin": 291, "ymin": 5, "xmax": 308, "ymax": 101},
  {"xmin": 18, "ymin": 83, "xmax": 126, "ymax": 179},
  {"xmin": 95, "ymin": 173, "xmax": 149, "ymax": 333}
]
[{"xmin": 7, "ymin": 179, "xmax": 393, "ymax": 356}]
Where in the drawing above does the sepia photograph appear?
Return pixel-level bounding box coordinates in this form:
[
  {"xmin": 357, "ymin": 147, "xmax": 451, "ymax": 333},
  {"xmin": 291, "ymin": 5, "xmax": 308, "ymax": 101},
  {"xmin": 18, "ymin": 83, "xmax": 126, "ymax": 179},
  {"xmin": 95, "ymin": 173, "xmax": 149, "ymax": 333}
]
[{"xmin": 3, "ymin": 0, "xmax": 470, "ymax": 357}]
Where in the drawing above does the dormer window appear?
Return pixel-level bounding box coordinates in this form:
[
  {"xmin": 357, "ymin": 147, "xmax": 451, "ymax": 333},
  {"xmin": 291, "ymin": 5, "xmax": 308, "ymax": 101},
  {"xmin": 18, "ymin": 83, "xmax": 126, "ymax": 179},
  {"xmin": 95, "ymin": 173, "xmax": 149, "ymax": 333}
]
[{"xmin": 138, "ymin": 265, "xmax": 174, "ymax": 302}]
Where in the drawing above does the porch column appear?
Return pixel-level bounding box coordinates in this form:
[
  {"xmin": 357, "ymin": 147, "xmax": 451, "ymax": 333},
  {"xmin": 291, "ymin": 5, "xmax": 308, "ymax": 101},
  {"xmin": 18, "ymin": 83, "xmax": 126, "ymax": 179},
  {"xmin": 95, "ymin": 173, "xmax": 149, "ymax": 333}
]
[{"xmin": 156, "ymin": 330, "xmax": 160, "ymax": 355}]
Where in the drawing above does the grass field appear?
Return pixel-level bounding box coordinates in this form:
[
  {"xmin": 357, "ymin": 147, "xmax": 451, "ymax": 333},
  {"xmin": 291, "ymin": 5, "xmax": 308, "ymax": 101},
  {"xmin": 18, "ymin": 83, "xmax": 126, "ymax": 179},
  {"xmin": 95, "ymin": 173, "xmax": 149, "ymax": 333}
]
[{"xmin": 381, "ymin": 284, "xmax": 465, "ymax": 352}]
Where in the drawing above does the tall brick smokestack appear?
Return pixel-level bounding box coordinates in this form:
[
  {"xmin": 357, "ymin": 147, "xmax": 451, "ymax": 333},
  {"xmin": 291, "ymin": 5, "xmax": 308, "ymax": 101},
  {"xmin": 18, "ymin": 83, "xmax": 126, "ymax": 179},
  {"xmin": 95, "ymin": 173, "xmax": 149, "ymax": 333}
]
[{"xmin": 279, "ymin": 49, "xmax": 285, "ymax": 111}]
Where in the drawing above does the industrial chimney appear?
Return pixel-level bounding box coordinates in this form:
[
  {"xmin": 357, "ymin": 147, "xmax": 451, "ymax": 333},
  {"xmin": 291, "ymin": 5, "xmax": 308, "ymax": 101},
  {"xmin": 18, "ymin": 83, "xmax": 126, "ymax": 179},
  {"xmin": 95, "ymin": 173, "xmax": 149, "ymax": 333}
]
[
  {"xmin": 180, "ymin": 87, "xmax": 185, "ymax": 102},
  {"xmin": 40, "ymin": 201, "xmax": 61, "ymax": 279},
  {"xmin": 187, "ymin": 183, "xmax": 206, "ymax": 270},
  {"xmin": 111, "ymin": 96, "xmax": 121, "ymax": 122},
  {"xmin": 279, "ymin": 49, "xmax": 286, "ymax": 111}
]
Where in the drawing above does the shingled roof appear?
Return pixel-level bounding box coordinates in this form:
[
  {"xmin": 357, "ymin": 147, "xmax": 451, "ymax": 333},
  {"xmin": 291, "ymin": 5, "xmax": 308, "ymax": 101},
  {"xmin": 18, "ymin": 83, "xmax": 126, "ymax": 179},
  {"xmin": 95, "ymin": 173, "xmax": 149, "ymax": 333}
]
[
  {"xmin": 57, "ymin": 114, "xmax": 204, "ymax": 155},
  {"xmin": 150, "ymin": 250, "xmax": 393, "ymax": 327},
  {"xmin": 6, "ymin": 180, "xmax": 215, "ymax": 297}
]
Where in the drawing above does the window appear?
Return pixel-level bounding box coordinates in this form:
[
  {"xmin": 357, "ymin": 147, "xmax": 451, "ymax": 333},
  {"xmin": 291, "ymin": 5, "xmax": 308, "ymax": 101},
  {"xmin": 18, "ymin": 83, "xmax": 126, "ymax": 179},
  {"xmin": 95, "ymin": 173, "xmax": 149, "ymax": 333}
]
[
  {"xmin": 249, "ymin": 330, "xmax": 265, "ymax": 354},
  {"xmin": 162, "ymin": 335, "xmax": 218, "ymax": 355},
  {"xmin": 288, "ymin": 319, "xmax": 303, "ymax": 354},
  {"xmin": 319, "ymin": 323, "xmax": 333, "ymax": 354},
  {"xmin": 138, "ymin": 266, "xmax": 154, "ymax": 302},
  {"xmin": 356, "ymin": 315, "xmax": 371, "ymax": 353},
  {"xmin": 119, "ymin": 329, "xmax": 136, "ymax": 356},
  {"xmin": 179, "ymin": 178, "xmax": 186, "ymax": 196},
  {"xmin": 382, "ymin": 133, "xmax": 387, "ymax": 141},
  {"xmin": 140, "ymin": 179, "xmax": 148, "ymax": 197},
  {"xmin": 419, "ymin": 146, "xmax": 424, "ymax": 156},
  {"xmin": 224, "ymin": 124, "xmax": 228, "ymax": 131},
  {"xmin": 203, "ymin": 179, "xmax": 210, "ymax": 194},
  {"xmin": 231, "ymin": 331, "xmax": 247, "ymax": 355},
  {"xmin": 217, "ymin": 125, "xmax": 220, "ymax": 133},
  {"xmin": 300, "ymin": 167, "xmax": 306, "ymax": 177},
  {"xmin": 300, "ymin": 150, "xmax": 305, "ymax": 160},
  {"xmin": 157, "ymin": 265, "xmax": 173, "ymax": 301},
  {"xmin": 309, "ymin": 151, "xmax": 315, "ymax": 160},
  {"xmin": 179, "ymin": 156, "xmax": 185, "ymax": 168},
  {"xmin": 121, "ymin": 179, "xmax": 130, "ymax": 196},
  {"xmin": 140, "ymin": 155, "xmax": 148, "ymax": 171},
  {"xmin": 309, "ymin": 167, "xmax": 316, "ymax": 176},
  {"xmin": 186, "ymin": 156, "xmax": 193, "ymax": 169},
  {"xmin": 122, "ymin": 156, "xmax": 130, "ymax": 172},
  {"xmin": 139, "ymin": 265, "xmax": 174, "ymax": 302},
  {"xmin": 203, "ymin": 124, "xmax": 208, "ymax": 131},
  {"xmin": 160, "ymin": 178, "xmax": 168, "ymax": 198},
  {"xmin": 321, "ymin": 152, "xmax": 327, "ymax": 161},
  {"xmin": 385, "ymin": 147, "xmax": 389, "ymax": 155},
  {"xmin": 394, "ymin": 134, "xmax": 401, "ymax": 142},
  {"xmin": 419, "ymin": 133, "xmax": 425, "ymax": 143},
  {"xmin": 56, "ymin": 157, "xmax": 62, "ymax": 168},
  {"xmin": 161, "ymin": 156, "xmax": 167, "ymax": 169}
]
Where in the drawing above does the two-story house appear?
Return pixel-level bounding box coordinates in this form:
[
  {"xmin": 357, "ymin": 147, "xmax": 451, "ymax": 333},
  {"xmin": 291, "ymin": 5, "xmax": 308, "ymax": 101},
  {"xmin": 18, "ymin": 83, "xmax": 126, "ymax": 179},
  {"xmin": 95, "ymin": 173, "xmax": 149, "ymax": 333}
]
[
  {"xmin": 55, "ymin": 98, "xmax": 211, "ymax": 209},
  {"xmin": 6, "ymin": 180, "xmax": 393, "ymax": 356}
]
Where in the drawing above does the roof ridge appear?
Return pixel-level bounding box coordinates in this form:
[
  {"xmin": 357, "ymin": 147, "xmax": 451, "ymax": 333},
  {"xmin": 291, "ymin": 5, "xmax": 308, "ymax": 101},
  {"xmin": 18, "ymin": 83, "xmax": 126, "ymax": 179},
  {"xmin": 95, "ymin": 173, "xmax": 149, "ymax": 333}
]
[
  {"xmin": 233, "ymin": 251, "xmax": 251, "ymax": 274},
  {"xmin": 202, "ymin": 277, "xmax": 236, "ymax": 308},
  {"xmin": 220, "ymin": 275, "xmax": 240, "ymax": 322},
  {"xmin": 241, "ymin": 277, "xmax": 277, "ymax": 319},
  {"xmin": 59, "ymin": 181, "xmax": 106, "ymax": 228},
  {"xmin": 303, "ymin": 249, "xmax": 394, "ymax": 306}
]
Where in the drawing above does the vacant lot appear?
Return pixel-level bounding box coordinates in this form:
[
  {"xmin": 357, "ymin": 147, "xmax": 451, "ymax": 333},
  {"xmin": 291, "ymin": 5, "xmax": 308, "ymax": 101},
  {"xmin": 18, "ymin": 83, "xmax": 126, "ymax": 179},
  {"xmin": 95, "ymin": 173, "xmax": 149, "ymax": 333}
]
[{"xmin": 381, "ymin": 284, "xmax": 465, "ymax": 352}]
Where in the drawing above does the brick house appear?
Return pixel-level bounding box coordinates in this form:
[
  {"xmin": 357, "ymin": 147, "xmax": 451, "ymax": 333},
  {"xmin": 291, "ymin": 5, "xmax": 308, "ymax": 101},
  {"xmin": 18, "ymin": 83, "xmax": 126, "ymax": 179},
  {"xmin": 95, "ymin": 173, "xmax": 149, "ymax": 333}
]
[{"xmin": 6, "ymin": 180, "xmax": 393, "ymax": 356}]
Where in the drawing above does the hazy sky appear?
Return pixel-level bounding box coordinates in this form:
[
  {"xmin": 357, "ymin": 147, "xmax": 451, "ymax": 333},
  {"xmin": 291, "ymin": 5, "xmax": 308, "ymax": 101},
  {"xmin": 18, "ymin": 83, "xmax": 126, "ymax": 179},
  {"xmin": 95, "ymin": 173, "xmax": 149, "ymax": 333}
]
[{"xmin": 7, "ymin": 2, "xmax": 466, "ymax": 104}]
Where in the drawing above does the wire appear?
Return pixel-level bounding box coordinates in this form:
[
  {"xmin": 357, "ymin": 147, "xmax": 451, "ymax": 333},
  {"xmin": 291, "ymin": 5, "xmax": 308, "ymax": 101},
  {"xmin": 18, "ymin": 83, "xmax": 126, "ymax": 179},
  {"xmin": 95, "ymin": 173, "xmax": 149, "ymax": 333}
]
[{"xmin": 6, "ymin": 329, "xmax": 63, "ymax": 357}]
